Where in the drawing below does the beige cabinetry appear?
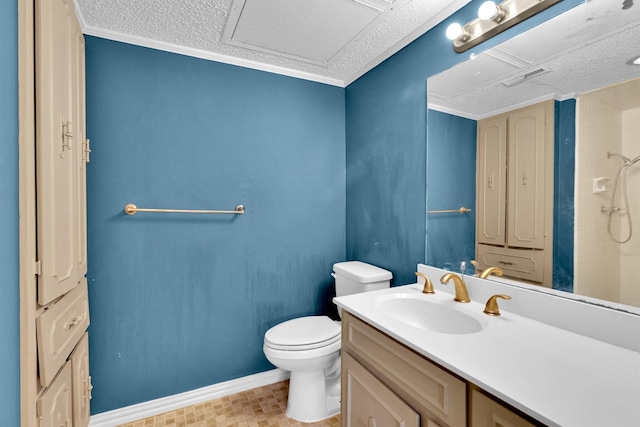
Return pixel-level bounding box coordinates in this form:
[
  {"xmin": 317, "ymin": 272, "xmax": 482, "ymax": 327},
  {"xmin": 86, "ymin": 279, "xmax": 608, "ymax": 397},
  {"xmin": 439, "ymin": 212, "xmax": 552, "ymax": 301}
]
[
  {"xmin": 36, "ymin": 281, "xmax": 90, "ymax": 387},
  {"xmin": 470, "ymin": 389, "xmax": 536, "ymax": 427},
  {"xmin": 20, "ymin": 0, "xmax": 91, "ymax": 425},
  {"xmin": 343, "ymin": 353, "xmax": 420, "ymax": 427},
  {"xmin": 342, "ymin": 311, "xmax": 467, "ymax": 427},
  {"xmin": 36, "ymin": 0, "xmax": 87, "ymax": 306},
  {"xmin": 476, "ymin": 101, "xmax": 554, "ymax": 285},
  {"xmin": 341, "ymin": 311, "xmax": 540, "ymax": 427},
  {"xmin": 37, "ymin": 363, "xmax": 74, "ymax": 427}
]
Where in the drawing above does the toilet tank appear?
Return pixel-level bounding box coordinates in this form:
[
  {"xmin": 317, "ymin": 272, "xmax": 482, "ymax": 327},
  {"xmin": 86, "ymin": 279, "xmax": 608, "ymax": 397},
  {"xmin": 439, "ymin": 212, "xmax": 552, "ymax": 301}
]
[{"xmin": 333, "ymin": 261, "xmax": 392, "ymax": 297}]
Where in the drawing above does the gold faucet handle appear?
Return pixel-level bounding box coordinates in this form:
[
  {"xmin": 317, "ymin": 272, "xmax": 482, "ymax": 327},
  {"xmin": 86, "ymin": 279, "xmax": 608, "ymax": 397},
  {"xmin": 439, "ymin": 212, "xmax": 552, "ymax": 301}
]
[
  {"xmin": 479, "ymin": 266, "xmax": 504, "ymax": 279},
  {"xmin": 415, "ymin": 272, "xmax": 434, "ymax": 294},
  {"xmin": 470, "ymin": 260, "xmax": 481, "ymax": 275},
  {"xmin": 483, "ymin": 294, "xmax": 512, "ymax": 316}
]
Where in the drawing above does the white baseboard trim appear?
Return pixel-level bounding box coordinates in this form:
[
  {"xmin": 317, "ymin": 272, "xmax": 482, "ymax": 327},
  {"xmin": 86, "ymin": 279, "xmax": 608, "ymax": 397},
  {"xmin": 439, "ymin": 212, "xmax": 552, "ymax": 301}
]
[{"xmin": 89, "ymin": 369, "xmax": 290, "ymax": 427}]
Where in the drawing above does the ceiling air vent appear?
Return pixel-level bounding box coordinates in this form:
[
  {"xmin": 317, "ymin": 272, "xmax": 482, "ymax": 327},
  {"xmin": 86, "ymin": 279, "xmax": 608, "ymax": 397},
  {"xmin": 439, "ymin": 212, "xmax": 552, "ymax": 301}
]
[{"xmin": 501, "ymin": 66, "xmax": 551, "ymax": 87}]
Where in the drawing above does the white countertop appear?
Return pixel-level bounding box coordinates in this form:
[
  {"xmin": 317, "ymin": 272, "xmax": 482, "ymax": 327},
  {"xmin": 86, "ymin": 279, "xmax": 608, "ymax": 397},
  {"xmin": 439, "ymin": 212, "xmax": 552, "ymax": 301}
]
[{"xmin": 334, "ymin": 283, "xmax": 640, "ymax": 427}]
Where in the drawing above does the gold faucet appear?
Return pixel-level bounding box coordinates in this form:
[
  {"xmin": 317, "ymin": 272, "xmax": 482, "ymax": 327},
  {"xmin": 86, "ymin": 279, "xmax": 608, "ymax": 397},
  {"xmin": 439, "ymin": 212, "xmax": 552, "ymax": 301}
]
[
  {"xmin": 439, "ymin": 273, "xmax": 470, "ymax": 303},
  {"xmin": 415, "ymin": 272, "xmax": 434, "ymax": 294},
  {"xmin": 483, "ymin": 294, "xmax": 512, "ymax": 316},
  {"xmin": 470, "ymin": 260, "xmax": 481, "ymax": 275},
  {"xmin": 479, "ymin": 266, "xmax": 504, "ymax": 279}
]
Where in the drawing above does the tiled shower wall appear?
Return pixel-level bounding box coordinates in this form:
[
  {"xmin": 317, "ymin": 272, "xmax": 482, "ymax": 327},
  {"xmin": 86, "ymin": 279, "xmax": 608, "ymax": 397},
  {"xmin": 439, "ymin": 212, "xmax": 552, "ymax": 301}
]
[
  {"xmin": 620, "ymin": 106, "xmax": 640, "ymax": 305},
  {"xmin": 575, "ymin": 79, "xmax": 640, "ymax": 306}
]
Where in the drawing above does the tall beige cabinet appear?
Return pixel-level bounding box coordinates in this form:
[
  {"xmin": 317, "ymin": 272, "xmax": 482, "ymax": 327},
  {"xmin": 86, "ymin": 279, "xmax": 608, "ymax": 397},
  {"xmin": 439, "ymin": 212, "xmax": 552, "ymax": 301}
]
[
  {"xmin": 20, "ymin": 0, "xmax": 92, "ymax": 425},
  {"xmin": 475, "ymin": 100, "xmax": 554, "ymax": 286}
]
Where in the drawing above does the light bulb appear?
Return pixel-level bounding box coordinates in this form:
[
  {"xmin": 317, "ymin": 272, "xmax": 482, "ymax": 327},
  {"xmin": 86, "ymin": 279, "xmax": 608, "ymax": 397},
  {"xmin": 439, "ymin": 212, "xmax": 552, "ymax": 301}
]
[
  {"xmin": 626, "ymin": 54, "xmax": 640, "ymax": 65},
  {"xmin": 446, "ymin": 23, "xmax": 464, "ymax": 41},
  {"xmin": 478, "ymin": 1, "xmax": 505, "ymax": 21}
]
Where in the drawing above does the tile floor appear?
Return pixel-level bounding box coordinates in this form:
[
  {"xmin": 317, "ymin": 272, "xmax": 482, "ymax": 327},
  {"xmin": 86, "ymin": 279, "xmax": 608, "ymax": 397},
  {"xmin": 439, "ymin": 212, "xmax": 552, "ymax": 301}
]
[{"xmin": 117, "ymin": 381, "xmax": 341, "ymax": 427}]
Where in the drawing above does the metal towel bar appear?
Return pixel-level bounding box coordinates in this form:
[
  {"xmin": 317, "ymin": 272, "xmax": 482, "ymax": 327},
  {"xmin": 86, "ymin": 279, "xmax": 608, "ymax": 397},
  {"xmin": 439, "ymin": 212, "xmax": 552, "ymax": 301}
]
[
  {"xmin": 124, "ymin": 204, "xmax": 245, "ymax": 215},
  {"xmin": 427, "ymin": 207, "xmax": 472, "ymax": 214}
]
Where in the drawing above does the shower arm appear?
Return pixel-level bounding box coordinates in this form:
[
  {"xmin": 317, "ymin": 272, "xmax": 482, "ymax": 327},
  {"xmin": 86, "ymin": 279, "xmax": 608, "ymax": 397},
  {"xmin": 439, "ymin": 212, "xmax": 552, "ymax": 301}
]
[{"xmin": 607, "ymin": 151, "xmax": 640, "ymax": 166}]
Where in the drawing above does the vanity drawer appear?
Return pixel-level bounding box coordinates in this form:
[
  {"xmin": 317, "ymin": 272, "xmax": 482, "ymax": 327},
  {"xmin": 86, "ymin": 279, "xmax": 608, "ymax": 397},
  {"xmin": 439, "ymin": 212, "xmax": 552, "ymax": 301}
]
[
  {"xmin": 477, "ymin": 244, "xmax": 544, "ymax": 283},
  {"xmin": 470, "ymin": 388, "xmax": 538, "ymax": 427},
  {"xmin": 37, "ymin": 278, "xmax": 90, "ymax": 387},
  {"xmin": 342, "ymin": 311, "xmax": 466, "ymax": 427}
]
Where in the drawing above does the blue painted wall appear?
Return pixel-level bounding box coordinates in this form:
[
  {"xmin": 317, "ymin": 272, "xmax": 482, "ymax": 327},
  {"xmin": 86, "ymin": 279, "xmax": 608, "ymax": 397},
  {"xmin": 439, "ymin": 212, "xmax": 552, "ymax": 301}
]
[
  {"xmin": 85, "ymin": 37, "xmax": 346, "ymax": 413},
  {"xmin": 345, "ymin": 0, "xmax": 582, "ymax": 285},
  {"xmin": 0, "ymin": 0, "xmax": 20, "ymax": 425},
  {"xmin": 0, "ymin": 0, "xmax": 583, "ymax": 419},
  {"xmin": 553, "ymin": 99, "xmax": 576, "ymax": 292},
  {"xmin": 426, "ymin": 110, "xmax": 476, "ymax": 272}
]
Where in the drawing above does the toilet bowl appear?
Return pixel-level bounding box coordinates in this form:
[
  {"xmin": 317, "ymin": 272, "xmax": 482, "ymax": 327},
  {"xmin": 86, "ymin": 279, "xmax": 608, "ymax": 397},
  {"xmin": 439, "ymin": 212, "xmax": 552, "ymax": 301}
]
[
  {"xmin": 263, "ymin": 261, "xmax": 392, "ymax": 422},
  {"xmin": 263, "ymin": 316, "xmax": 341, "ymax": 422}
]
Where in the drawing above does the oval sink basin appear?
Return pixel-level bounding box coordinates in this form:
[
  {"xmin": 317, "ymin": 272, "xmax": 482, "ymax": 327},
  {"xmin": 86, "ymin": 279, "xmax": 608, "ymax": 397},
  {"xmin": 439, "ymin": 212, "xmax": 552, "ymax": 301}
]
[{"xmin": 374, "ymin": 294, "xmax": 487, "ymax": 335}]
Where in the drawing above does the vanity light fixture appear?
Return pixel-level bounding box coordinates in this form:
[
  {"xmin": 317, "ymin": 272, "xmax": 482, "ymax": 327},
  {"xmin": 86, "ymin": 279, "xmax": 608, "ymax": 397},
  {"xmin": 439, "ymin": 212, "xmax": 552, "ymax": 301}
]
[
  {"xmin": 446, "ymin": 22, "xmax": 469, "ymax": 41},
  {"xmin": 477, "ymin": 1, "xmax": 506, "ymax": 22},
  {"xmin": 627, "ymin": 54, "xmax": 640, "ymax": 65},
  {"xmin": 447, "ymin": 0, "xmax": 562, "ymax": 53}
]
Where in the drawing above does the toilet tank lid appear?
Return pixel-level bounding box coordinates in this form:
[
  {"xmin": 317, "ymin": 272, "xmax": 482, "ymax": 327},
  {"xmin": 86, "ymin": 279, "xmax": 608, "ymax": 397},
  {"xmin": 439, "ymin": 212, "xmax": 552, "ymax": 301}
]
[{"xmin": 333, "ymin": 261, "xmax": 392, "ymax": 283}]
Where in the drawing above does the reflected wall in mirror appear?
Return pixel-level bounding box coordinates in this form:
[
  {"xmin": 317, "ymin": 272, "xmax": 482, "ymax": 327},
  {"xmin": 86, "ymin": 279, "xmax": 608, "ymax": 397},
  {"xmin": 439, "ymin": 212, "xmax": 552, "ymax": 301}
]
[{"xmin": 426, "ymin": 0, "xmax": 640, "ymax": 309}]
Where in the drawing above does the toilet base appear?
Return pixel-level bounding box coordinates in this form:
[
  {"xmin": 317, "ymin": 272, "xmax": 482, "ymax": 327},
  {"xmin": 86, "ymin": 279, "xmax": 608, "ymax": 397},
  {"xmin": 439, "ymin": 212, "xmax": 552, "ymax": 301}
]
[{"xmin": 286, "ymin": 368, "xmax": 341, "ymax": 422}]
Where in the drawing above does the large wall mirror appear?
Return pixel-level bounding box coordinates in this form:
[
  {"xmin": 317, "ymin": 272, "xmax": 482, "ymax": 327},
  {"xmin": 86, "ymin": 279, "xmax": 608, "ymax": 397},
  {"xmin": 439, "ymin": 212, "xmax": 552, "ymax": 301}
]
[{"xmin": 426, "ymin": 0, "xmax": 640, "ymax": 311}]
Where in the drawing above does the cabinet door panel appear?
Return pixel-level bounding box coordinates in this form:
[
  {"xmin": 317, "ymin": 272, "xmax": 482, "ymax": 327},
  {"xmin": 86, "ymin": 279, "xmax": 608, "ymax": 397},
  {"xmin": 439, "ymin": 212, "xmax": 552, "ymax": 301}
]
[
  {"xmin": 343, "ymin": 312, "xmax": 466, "ymax": 427},
  {"xmin": 343, "ymin": 352, "xmax": 420, "ymax": 427},
  {"xmin": 36, "ymin": 0, "xmax": 87, "ymax": 305},
  {"xmin": 37, "ymin": 362, "xmax": 73, "ymax": 427},
  {"xmin": 507, "ymin": 106, "xmax": 546, "ymax": 249},
  {"xmin": 477, "ymin": 116, "xmax": 507, "ymax": 246},
  {"xmin": 71, "ymin": 333, "xmax": 91, "ymax": 427}
]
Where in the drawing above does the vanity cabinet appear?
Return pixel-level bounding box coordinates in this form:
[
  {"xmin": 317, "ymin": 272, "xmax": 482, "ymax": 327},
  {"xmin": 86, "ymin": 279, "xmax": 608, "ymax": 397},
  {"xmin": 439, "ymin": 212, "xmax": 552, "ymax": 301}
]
[
  {"xmin": 341, "ymin": 311, "xmax": 542, "ymax": 427},
  {"xmin": 342, "ymin": 311, "xmax": 467, "ymax": 427},
  {"xmin": 475, "ymin": 100, "xmax": 554, "ymax": 285}
]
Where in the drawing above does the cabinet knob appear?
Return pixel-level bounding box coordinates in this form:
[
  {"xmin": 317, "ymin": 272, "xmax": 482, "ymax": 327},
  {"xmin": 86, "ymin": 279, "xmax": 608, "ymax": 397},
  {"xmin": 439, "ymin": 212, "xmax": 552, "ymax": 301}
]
[{"xmin": 368, "ymin": 417, "xmax": 377, "ymax": 427}]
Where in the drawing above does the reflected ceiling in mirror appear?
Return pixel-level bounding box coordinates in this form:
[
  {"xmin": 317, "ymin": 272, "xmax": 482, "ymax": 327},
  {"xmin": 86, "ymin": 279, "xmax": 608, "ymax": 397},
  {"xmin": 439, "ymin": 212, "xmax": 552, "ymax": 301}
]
[
  {"xmin": 425, "ymin": 0, "xmax": 640, "ymax": 314},
  {"xmin": 428, "ymin": 0, "xmax": 640, "ymax": 119}
]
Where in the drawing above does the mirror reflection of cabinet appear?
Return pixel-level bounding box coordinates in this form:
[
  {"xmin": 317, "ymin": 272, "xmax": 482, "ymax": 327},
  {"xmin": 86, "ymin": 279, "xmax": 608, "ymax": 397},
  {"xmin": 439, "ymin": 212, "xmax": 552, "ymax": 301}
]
[{"xmin": 476, "ymin": 100, "xmax": 554, "ymax": 286}]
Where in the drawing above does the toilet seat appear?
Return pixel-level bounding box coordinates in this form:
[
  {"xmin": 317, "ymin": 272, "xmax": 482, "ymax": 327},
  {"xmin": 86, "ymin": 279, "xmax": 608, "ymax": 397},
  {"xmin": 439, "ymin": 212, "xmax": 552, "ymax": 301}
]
[{"xmin": 264, "ymin": 316, "xmax": 340, "ymax": 351}]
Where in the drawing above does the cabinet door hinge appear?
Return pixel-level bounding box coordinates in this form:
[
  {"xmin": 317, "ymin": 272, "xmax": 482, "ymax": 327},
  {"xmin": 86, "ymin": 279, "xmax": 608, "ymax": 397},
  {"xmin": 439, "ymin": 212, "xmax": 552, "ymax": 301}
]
[
  {"xmin": 83, "ymin": 138, "xmax": 91, "ymax": 163},
  {"xmin": 34, "ymin": 260, "xmax": 42, "ymax": 275},
  {"xmin": 85, "ymin": 376, "xmax": 94, "ymax": 400}
]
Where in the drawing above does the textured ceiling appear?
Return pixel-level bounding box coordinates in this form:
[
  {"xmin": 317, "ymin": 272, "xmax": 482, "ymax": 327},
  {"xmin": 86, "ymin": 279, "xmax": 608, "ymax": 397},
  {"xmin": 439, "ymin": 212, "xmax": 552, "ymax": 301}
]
[
  {"xmin": 428, "ymin": 0, "xmax": 640, "ymax": 119},
  {"xmin": 74, "ymin": 0, "xmax": 470, "ymax": 87}
]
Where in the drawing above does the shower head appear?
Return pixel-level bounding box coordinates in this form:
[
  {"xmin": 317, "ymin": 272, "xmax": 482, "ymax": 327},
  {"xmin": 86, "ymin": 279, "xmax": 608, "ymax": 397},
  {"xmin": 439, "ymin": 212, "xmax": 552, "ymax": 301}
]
[
  {"xmin": 607, "ymin": 151, "xmax": 630, "ymax": 163},
  {"xmin": 607, "ymin": 151, "xmax": 639, "ymax": 166}
]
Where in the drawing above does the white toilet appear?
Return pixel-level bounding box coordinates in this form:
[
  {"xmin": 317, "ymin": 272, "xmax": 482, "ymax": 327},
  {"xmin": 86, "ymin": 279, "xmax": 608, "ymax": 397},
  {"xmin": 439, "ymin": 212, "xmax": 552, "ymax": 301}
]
[{"xmin": 263, "ymin": 261, "xmax": 392, "ymax": 422}]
